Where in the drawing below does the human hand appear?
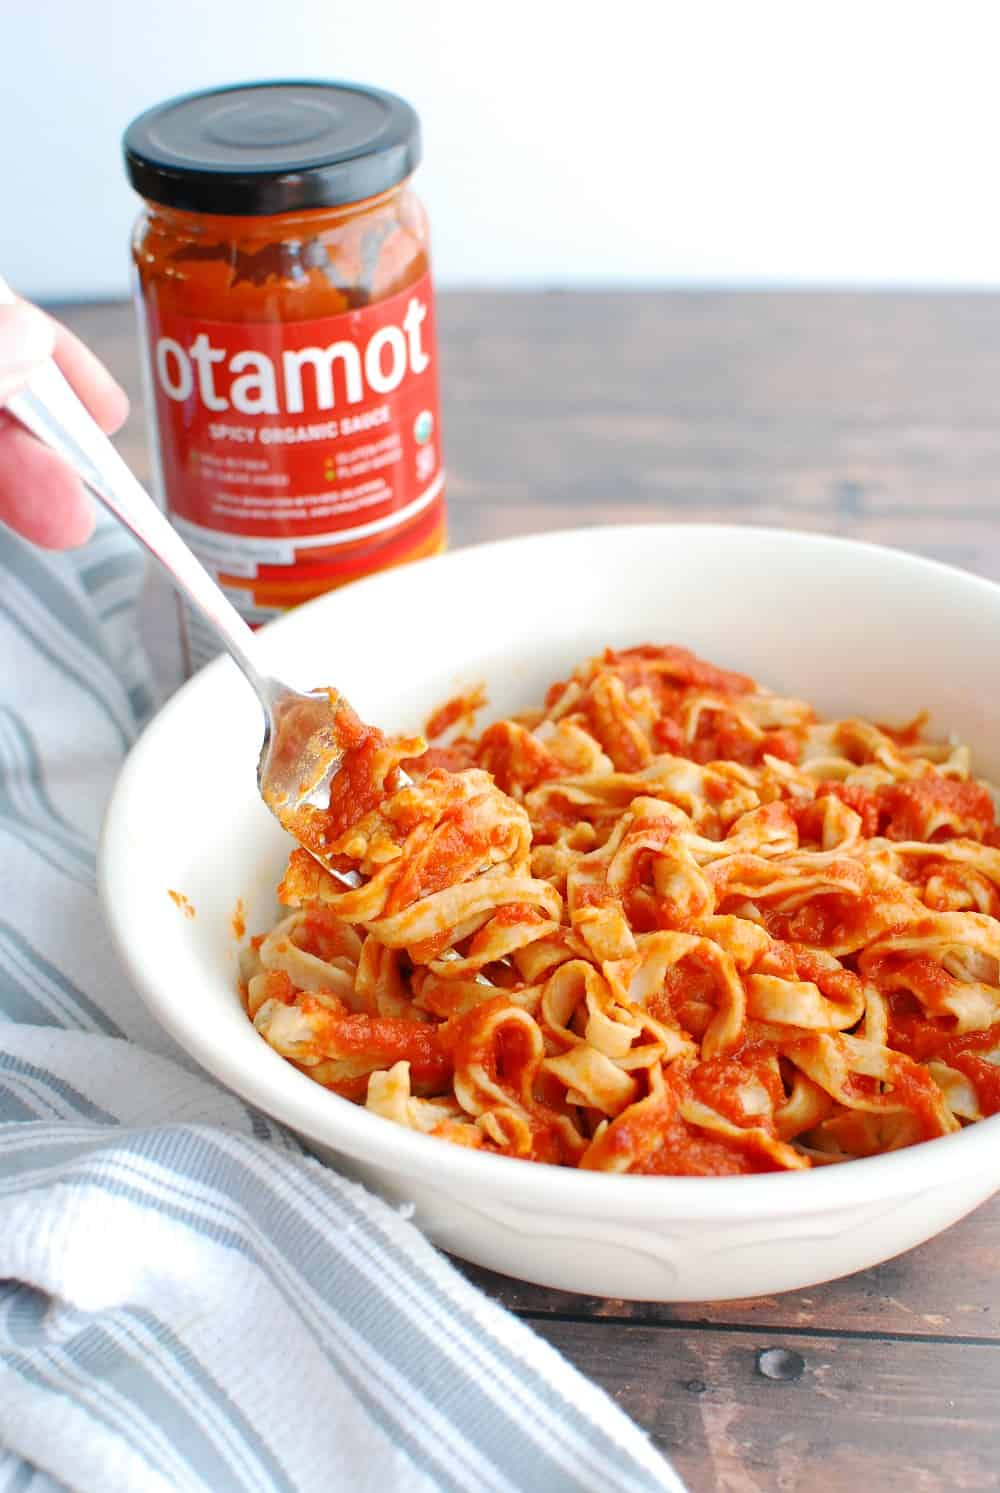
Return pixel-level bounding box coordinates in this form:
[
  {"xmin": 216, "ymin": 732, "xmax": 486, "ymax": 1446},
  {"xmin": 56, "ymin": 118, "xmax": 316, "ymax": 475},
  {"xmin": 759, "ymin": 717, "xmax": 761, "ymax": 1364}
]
[{"xmin": 0, "ymin": 300, "xmax": 130, "ymax": 548}]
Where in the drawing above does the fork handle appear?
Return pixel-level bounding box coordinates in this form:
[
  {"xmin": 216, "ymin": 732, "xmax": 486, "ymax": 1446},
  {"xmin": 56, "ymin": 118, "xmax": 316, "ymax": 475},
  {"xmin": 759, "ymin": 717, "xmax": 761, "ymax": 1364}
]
[{"xmin": 0, "ymin": 275, "xmax": 268, "ymax": 693}]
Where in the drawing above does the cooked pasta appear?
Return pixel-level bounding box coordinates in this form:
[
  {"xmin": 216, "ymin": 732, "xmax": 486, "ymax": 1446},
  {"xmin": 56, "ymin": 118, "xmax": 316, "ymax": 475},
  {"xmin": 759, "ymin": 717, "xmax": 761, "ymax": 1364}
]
[{"xmin": 241, "ymin": 644, "xmax": 1000, "ymax": 1175}]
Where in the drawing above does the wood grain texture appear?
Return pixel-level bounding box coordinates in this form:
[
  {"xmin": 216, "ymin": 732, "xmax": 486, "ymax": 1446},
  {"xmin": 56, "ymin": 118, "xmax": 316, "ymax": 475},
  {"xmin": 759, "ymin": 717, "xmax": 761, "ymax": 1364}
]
[
  {"xmin": 534, "ymin": 1321, "xmax": 1000, "ymax": 1493},
  {"xmin": 55, "ymin": 291, "xmax": 1000, "ymax": 1489}
]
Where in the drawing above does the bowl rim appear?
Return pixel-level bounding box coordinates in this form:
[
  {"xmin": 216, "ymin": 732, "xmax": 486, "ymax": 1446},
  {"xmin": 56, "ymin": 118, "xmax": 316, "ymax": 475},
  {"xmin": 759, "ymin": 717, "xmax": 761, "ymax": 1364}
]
[{"xmin": 100, "ymin": 521, "xmax": 1000, "ymax": 1217}]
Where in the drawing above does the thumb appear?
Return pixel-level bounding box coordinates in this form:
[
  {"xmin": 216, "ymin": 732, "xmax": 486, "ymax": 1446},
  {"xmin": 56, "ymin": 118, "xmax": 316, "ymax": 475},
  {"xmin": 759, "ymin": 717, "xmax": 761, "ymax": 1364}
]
[{"xmin": 0, "ymin": 302, "xmax": 56, "ymax": 404}]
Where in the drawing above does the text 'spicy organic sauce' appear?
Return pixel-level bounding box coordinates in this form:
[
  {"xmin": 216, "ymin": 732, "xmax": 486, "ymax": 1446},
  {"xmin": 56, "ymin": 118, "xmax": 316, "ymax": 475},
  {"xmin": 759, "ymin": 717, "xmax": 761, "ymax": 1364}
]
[{"xmin": 125, "ymin": 81, "xmax": 445, "ymax": 670}]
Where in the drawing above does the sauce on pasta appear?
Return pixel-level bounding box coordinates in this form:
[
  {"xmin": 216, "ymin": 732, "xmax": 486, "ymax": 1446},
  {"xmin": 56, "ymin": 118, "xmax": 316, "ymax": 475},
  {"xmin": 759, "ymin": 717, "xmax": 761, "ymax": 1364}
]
[{"xmin": 242, "ymin": 644, "xmax": 1000, "ymax": 1174}]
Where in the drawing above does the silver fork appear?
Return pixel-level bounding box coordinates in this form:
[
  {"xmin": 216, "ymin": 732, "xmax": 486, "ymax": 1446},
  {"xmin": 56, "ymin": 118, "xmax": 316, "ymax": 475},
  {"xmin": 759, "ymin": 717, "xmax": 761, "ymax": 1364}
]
[{"xmin": 1, "ymin": 280, "xmax": 368, "ymax": 888}]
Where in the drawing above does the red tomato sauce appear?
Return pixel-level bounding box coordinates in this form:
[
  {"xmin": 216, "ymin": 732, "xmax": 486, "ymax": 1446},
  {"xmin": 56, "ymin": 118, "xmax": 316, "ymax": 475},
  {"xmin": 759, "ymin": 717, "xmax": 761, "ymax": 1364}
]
[{"xmin": 301, "ymin": 994, "xmax": 452, "ymax": 1088}]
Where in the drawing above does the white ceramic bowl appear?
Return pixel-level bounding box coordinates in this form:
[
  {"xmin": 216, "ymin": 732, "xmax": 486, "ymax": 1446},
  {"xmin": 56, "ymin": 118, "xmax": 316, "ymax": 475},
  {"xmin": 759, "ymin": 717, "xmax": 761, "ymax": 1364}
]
[{"xmin": 100, "ymin": 525, "xmax": 1000, "ymax": 1301}]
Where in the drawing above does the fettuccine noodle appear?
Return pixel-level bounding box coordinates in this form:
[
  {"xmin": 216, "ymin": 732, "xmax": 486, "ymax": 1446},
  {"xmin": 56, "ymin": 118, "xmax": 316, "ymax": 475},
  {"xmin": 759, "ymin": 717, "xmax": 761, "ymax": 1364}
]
[{"xmin": 242, "ymin": 644, "xmax": 1000, "ymax": 1174}]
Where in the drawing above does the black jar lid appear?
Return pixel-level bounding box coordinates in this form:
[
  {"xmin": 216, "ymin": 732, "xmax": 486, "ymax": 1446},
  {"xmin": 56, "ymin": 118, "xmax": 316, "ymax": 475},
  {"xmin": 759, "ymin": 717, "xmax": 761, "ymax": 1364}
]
[{"xmin": 124, "ymin": 80, "xmax": 421, "ymax": 216}]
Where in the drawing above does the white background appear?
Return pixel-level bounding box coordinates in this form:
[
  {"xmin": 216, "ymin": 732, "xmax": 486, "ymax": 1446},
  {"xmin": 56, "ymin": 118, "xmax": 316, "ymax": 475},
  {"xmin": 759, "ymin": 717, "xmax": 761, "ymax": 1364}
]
[{"xmin": 3, "ymin": 0, "xmax": 1000, "ymax": 300}]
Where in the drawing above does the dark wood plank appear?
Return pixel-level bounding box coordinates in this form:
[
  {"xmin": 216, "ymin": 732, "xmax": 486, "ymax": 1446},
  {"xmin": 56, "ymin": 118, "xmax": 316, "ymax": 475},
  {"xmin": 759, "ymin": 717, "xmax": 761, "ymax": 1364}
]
[
  {"xmin": 53, "ymin": 291, "xmax": 1000, "ymax": 534},
  {"xmin": 533, "ymin": 1319, "xmax": 1000, "ymax": 1493},
  {"xmin": 445, "ymin": 500, "xmax": 1000, "ymax": 585},
  {"xmin": 56, "ymin": 291, "xmax": 1000, "ymax": 695}
]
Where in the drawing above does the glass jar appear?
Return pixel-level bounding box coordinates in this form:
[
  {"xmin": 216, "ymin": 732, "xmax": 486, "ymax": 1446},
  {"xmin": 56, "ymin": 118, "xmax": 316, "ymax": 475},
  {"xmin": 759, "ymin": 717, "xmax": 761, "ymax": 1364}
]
[{"xmin": 124, "ymin": 81, "xmax": 446, "ymax": 671}]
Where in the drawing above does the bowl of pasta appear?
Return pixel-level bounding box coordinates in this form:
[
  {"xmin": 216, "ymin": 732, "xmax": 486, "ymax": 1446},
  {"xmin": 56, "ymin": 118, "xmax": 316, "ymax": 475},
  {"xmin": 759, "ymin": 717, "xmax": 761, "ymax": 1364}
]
[{"xmin": 100, "ymin": 524, "xmax": 1000, "ymax": 1301}]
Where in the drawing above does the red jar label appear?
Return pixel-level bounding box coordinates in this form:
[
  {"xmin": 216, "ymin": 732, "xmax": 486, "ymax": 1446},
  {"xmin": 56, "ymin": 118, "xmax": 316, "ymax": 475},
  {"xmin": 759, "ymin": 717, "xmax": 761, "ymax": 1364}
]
[{"xmin": 142, "ymin": 272, "xmax": 444, "ymax": 619}]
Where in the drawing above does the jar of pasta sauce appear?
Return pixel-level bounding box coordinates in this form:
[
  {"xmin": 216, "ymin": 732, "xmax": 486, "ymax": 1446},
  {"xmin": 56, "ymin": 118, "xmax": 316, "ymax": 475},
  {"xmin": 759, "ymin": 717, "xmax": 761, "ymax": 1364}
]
[{"xmin": 124, "ymin": 81, "xmax": 445, "ymax": 670}]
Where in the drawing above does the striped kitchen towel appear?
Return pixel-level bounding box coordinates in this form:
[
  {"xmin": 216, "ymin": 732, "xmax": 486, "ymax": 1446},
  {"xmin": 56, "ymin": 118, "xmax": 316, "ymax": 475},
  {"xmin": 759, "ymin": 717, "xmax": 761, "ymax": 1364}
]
[{"xmin": 0, "ymin": 515, "xmax": 686, "ymax": 1493}]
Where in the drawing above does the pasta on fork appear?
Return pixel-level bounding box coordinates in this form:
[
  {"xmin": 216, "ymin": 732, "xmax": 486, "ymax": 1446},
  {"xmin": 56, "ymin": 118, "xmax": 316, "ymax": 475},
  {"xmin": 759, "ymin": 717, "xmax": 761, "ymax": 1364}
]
[{"xmin": 242, "ymin": 644, "xmax": 1000, "ymax": 1175}]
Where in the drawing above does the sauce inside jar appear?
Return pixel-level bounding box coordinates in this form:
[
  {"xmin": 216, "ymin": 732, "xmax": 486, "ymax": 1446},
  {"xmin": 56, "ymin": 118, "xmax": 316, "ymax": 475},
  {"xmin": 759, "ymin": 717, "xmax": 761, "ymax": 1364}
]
[{"xmin": 125, "ymin": 82, "xmax": 446, "ymax": 670}]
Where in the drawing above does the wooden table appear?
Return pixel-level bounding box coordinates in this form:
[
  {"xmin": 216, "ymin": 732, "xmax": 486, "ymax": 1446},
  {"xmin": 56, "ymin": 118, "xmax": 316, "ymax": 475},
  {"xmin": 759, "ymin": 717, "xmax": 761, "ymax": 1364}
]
[{"xmin": 59, "ymin": 293, "xmax": 1000, "ymax": 1493}]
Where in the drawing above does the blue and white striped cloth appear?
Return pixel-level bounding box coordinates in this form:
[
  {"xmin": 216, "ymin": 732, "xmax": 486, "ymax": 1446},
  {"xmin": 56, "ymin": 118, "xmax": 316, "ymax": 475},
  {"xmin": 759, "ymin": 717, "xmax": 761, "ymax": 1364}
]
[{"xmin": 0, "ymin": 515, "xmax": 686, "ymax": 1493}]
